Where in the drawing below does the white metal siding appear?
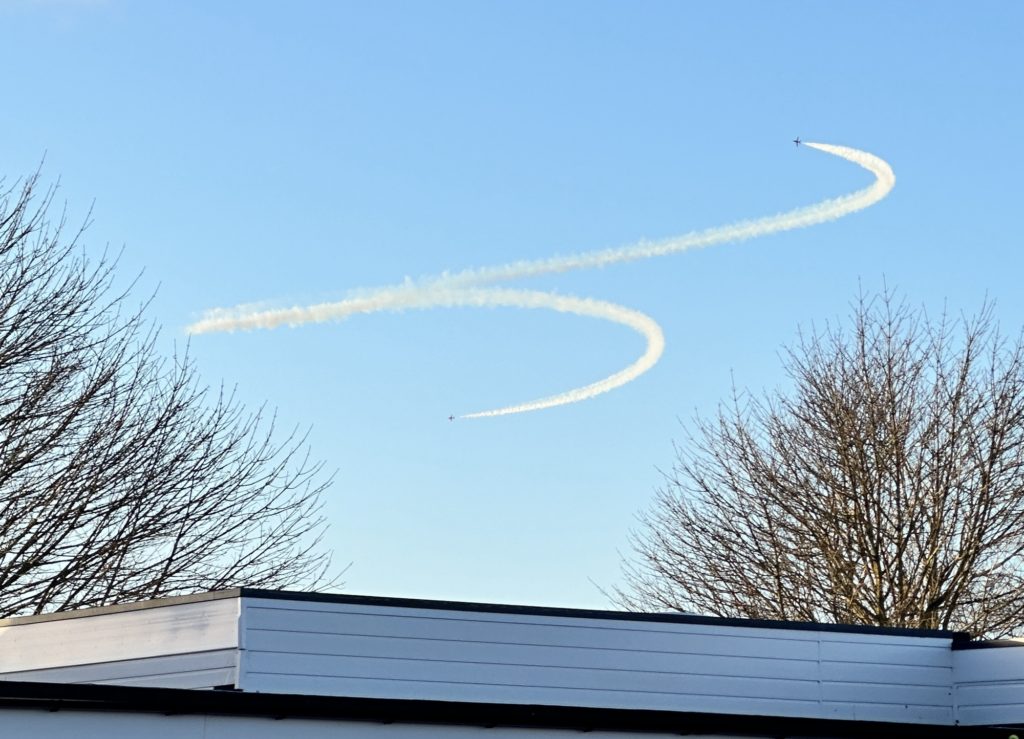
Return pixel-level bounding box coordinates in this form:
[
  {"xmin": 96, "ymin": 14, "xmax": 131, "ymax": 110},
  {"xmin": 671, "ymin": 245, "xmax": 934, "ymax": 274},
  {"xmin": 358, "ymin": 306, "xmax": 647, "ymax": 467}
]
[
  {"xmin": 240, "ymin": 598, "xmax": 954, "ymax": 725},
  {"xmin": 953, "ymin": 644, "xmax": 1024, "ymax": 725},
  {"xmin": 0, "ymin": 599, "xmax": 240, "ymax": 688},
  {"xmin": 0, "ymin": 593, "xmax": 986, "ymax": 727},
  {"xmin": 0, "ymin": 710, "xmax": 769, "ymax": 739},
  {"xmin": 817, "ymin": 636, "xmax": 953, "ymax": 724},
  {"xmin": 0, "ymin": 648, "xmax": 237, "ymax": 689}
]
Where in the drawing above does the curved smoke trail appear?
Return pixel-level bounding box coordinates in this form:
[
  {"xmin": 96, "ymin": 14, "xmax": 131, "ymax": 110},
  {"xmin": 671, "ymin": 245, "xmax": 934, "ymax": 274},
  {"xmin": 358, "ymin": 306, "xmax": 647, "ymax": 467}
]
[{"xmin": 188, "ymin": 143, "xmax": 894, "ymax": 418}]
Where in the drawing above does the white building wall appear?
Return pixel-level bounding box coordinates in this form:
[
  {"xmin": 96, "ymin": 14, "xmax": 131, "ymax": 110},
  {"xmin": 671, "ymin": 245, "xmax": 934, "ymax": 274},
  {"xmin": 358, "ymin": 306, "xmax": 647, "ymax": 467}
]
[
  {"xmin": 0, "ymin": 649, "xmax": 238, "ymax": 688},
  {"xmin": 0, "ymin": 597, "xmax": 240, "ymax": 689},
  {"xmin": 0, "ymin": 709, "xmax": 801, "ymax": 739},
  {"xmin": 10, "ymin": 592, "xmax": 1016, "ymax": 727},
  {"xmin": 953, "ymin": 644, "xmax": 1024, "ymax": 725},
  {"xmin": 239, "ymin": 597, "xmax": 954, "ymax": 725}
]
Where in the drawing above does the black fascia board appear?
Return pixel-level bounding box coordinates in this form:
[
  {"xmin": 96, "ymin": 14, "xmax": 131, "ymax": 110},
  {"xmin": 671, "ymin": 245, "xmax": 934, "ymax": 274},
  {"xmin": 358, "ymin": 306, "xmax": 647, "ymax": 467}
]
[{"xmin": 0, "ymin": 680, "xmax": 1011, "ymax": 738}]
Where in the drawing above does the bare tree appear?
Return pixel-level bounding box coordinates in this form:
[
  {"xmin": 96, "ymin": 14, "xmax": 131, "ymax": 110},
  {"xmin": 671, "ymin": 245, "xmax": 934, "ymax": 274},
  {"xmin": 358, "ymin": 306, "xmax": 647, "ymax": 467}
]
[
  {"xmin": 619, "ymin": 289, "xmax": 1024, "ymax": 638},
  {"xmin": 0, "ymin": 172, "xmax": 335, "ymax": 617}
]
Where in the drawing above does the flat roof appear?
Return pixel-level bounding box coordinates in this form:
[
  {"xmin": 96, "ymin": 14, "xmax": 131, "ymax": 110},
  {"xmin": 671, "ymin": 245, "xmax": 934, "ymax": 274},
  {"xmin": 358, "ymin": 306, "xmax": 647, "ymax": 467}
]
[{"xmin": 0, "ymin": 588, "xmax": 972, "ymax": 641}]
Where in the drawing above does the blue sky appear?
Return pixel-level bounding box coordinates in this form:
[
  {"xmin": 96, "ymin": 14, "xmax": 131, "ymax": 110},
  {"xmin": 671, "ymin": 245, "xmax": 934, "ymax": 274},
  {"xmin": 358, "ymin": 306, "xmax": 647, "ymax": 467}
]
[{"xmin": 2, "ymin": 1, "xmax": 1022, "ymax": 607}]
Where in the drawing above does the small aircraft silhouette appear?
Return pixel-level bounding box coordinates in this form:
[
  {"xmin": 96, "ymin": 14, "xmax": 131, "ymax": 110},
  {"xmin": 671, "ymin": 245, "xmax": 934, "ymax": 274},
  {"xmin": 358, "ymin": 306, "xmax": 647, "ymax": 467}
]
[
  {"xmin": 448, "ymin": 415, "xmax": 455, "ymax": 422},
  {"xmin": 793, "ymin": 137, "xmax": 802, "ymax": 147}
]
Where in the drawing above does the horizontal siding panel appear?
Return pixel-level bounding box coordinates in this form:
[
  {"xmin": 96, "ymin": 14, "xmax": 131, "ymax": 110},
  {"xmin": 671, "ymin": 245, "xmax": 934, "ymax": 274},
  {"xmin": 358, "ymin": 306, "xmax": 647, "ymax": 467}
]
[
  {"xmin": 0, "ymin": 599, "xmax": 239, "ymax": 673},
  {"xmin": 244, "ymin": 598, "xmax": 829, "ymax": 640},
  {"xmin": 244, "ymin": 605, "xmax": 819, "ymax": 661},
  {"xmin": 250, "ymin": 597, "xmax": 950, "ymax": 647},
  {"xmin": 821, "ymin": 701, "xmax": 953, "ymax": 725},
  {"xmin": 246, "ymin": 630, "xmax": 816, "ymax": 680},
  {"xmin": 242, "ymin": 599, "xmax": 965, "ymax": 725},
  {"xmin": 0, "ymin": 710, "xmax": 759, "ymax": 739},
  {"xmin": 242, "ymin": 672, "xmax": 824, "ymax": 717},
  {"xmin": 820, "ymin": 681, "xmax": 951, "ymax": 706},
  {"xmin": 956, "ymin": 682, "xmax": 1024, "ymax": 707},
  {"xmin": 958, "ymin": 704, "xmax": 1024, "ymax": 726},
  {"xmin": 952, "ymin": 648, "xmax": 1024, "ymax": 725},
  {"xmin": 819, "ymin": 640, "xmax": 951, "ymax": 667},
  {"xmin": 819, "ymin": 660, "xmax": 950, "ymax": 686},
  {"xmin": 954, "ymin": 646, "xmax": 1024, "ymax": 683},
  {"xmin": 88, "ymin": 668, "xmax": 237, "ymax": 689},
  {"xmin": 814, "ymin": 631, "xmax": 952, "ymax": 647},
  {"xmin": 0, "ymin": 649, "xmax": 236, "ymax": 688},
  {"xmin": 246, "ymin": 651, "xmax": 820, "ymax": 700}
]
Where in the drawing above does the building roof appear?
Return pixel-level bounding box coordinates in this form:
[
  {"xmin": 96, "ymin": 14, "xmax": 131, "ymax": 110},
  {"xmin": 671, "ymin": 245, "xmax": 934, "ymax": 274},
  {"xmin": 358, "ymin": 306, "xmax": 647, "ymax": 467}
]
[
  {"xmin": 1, "ymin": 589, "xmax": 1022, "ymax": 733},
  {"xmin": 0, "ymin": 587, "xmax": 972, "ymax": 640}
]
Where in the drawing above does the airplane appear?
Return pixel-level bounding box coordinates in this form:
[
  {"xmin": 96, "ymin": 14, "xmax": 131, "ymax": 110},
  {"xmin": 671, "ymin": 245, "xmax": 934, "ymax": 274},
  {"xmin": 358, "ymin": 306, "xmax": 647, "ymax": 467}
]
[
  {"xmin": 448, "ymin": 415, "xmax": 455, "ymax": 422},
  {"xmin": 793, "ymin": 137, "xmax": 801, "ymax": 147}
]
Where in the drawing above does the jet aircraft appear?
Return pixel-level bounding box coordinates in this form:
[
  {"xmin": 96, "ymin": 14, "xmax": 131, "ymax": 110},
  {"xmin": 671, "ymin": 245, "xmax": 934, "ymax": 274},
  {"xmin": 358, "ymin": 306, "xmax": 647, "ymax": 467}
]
[
  {"xmin": 793, "ymin": 137, "xmax": 801, "ymax": 146},
  {"xmin": 448, "ymin": 415, "xmax": 455, "ymax": 422}
]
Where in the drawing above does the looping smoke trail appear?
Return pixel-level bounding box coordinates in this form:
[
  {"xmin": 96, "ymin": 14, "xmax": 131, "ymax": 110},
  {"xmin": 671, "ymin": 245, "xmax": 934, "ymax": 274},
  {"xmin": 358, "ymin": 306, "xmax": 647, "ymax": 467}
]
[{"xmin": 188, "ymin": 143, "xmax": 894, "ymax": 418}]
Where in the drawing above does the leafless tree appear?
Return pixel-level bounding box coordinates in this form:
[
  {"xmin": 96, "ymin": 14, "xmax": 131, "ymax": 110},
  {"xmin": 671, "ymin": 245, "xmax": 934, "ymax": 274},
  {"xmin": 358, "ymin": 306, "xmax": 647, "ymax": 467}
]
[
  {"xmin": 619, "ymin": 289, "xmax": 1024, "ymax": 638},
  {"xmin": 0, "ymin": 172, "xmax": 335, "ymax": 617}
]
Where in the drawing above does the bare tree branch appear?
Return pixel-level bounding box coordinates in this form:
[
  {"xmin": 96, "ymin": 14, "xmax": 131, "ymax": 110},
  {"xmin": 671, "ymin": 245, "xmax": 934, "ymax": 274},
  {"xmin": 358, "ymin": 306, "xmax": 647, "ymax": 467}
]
[
  {"xmin": 0, "ymin": 172, "xmax": 338, "ymax": 617},
  {"xmin": 618, "ymin": 288, "xmax": 1024, "ymax": 638}
]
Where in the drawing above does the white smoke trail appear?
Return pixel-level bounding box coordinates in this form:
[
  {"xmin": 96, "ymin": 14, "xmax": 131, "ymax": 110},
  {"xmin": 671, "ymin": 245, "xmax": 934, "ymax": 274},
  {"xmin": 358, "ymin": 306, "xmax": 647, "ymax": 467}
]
[
  {"xmin": 445, "ymin": 290, "xmax": 665, "ymax": 419},
  {"xmin": 188, "ymin": 143, "xmax": 894, "ymax": 417},
  {"xmin": 417, "ymin": 143, "xmax": 894, "ymax": 289}
]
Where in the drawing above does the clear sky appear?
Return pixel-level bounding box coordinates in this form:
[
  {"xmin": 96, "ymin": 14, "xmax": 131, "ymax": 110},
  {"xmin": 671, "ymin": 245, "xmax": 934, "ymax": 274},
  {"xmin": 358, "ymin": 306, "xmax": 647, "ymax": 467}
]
[{"xmin": 2, "ymin": 1, "xmax": 1022, "ymax": 608}]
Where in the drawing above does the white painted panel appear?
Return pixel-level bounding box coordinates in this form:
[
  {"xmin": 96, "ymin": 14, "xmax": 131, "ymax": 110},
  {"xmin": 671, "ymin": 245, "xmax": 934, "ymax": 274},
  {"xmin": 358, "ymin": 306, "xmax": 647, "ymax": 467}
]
[
  {"xmin": 952, "ymin": 646, "xmax": 1024, "ymax": 725},
  {"xmin": 819, "ymin": 639, "xmax": 952, "ymax": 666},
  {"xmin": 819, "ymin": 681, "xmax": 951, "ymax": 706},
  {"xmin": 246, "ymin": 630, "xmax": 816, "ymax": 679},
  {"xmin": 820, "ymin": 701, "xmax": 953, "ymax": 725},
  {"xmin": 241, "ymin": 598, "xmax": 962, "ymax": 726},
  {"xmin": 0, "ymin": 711, "xmax": 207, "ymax": 739},
  {"xmin": 243, "ymin": 599, "xmax": 826, "ymax": 716},
  {"xmin": 244, "ymin": 604, "xmax": 821, "ymax": 659},
  {"xmin": 956, "ymin": 682, "xmax": 1024, "ymax": 706},
  {"xmin": 958, "ymin": 704, "xmax": 1024, "ymax": 726},
  {"xmin": 242, "ymin": 672, "xmax": 824, "ymax": 717},
  {"xmin": 0, "ymin": 648, "xmax": 237, "ymax": 688},
  {"xmin": 954, "ymin": 645, "xmax": 1024, "ymax": 682},
  {"xmin": 814, "ymin": 631, "xmax": 953, "ymax": 647},
  {"xmin": 818, "ymin": 660, "xmax": 950, "ymax": 686},
  {"xmin": 815, "ymin": 635, "xmax": 955, "ymax": 726},
  {"xmin": 247, "ymin": 650, "xmax": 820, "ymax": 700},
  {"xmin": 0, "ymin": 709, "xmax": 763, "ymax": 739},
  {"xmin": 85, "ymin": 668, "xmax": 235, "ymax": 689},
  {"xmin": 0, "ymin": 599, "xmax": 239, "ymax": 672}
]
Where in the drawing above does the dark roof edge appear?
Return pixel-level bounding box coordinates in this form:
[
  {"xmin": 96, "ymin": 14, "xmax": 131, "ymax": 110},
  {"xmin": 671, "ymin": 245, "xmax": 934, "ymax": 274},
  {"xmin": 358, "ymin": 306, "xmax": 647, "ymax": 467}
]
[
  {"xmin": 0, "ymin": 680, "xmax": 1009, "ymax": 738},
  {"xmin": 955, "ymin": 638, "xmax": 1024, "ymax": 650},
  {"xmin": 0, "ymin": 587, "xmax": 971, "ymax": 642},
  {"xmin": 238, "ymin": 588, "xmax": 972, "ymax": 641}
]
